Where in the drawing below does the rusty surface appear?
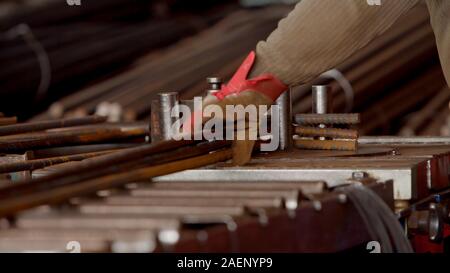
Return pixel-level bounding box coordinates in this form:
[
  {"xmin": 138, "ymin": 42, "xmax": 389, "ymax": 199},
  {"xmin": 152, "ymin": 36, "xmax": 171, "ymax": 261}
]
[
  {"xmin": 295, "ymin": 114, "xmax": 360, "ymax": 125},
  {"xmin": 0, "ymin": 140, "xmax": 226, "ymax": 198},
  {"xmin": 0, "ymin": 152, "xmax": 33, "ymax": 181},
  {"xmin": 0, "ymin": 145, "xmax": 233, "ymax": 217},
  {"xmin": 294, "ymin": 126, "xmax": 358, "ymax": 139},
  {"xmin": 0, "ymin": 126, "xmax": 147, "ymax": 152},
  {"xmin": 294, "ymin": 138, "xmax": 357, "ymax": 151}
]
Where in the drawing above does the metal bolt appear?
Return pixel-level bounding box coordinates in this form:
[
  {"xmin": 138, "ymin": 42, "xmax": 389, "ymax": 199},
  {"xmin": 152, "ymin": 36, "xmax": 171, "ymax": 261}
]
[
  {"xmin": 206, "ymin": 77, "xmax": 222, "ymax": 95},
  {"xmin": 352, "ymin": 171, "xmax": 369, "ymax": 181}
]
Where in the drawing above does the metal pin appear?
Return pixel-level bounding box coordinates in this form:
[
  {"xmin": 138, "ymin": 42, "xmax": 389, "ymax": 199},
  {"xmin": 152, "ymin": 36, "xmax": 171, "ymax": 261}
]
[
  {"xmin": 150, "ymin": 92, "xmax": 179, "ymax": 143},
  {"xmin": 276, "ymin": 89, "xmax": 293, "ymax": 151},
  {"xmin": 206, "ymin": 77, "xmax": 222, "ymax": 96},
  {"xmin": 312, "ymin": 85, "xmax": 333, "ymax": 114}
]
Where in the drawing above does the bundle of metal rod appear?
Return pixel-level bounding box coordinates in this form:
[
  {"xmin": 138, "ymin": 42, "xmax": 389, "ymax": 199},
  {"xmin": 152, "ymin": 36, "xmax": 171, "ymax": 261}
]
[
  {"xmin": 291, "ymin": 5, "xmax": 445, "ymax": 136},
  {"xmin": 0, "ymin": 116, "xmax": 152, "ymax": 183},
  {"xmin": 337, "ymin": 184, "xmax": 413, "ymax": 253},
  {"xmin": 293, "ymin": 138, "xmax": 358, "ymax": 151},
  {"xmin": 0, "ymin": 180, "xmax": 393, "ymax": 253},
  {"xmin": 425, "ymin": 108, "xmax": 450, "ymax": 137},
  {"xmin": 0, "ymin": 115, "xmax": 107, "ymax": 136},
  {"xmin": 0, "ymin": 139, "xmax": 232, "ymax": 218},
  {"xmin": 1, "ymin": 1, "xmax": 237, "ymax": 119},
  {"xmin": 31, "ymin": 6, "xmax": 290, "ymax": 122}
]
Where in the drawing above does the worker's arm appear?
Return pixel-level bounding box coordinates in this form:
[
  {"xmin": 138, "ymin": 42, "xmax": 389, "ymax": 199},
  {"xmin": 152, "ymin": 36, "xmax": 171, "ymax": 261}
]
[
  {"xmin": 251, "ymin": 0, "xmax": 419, "ymax": 86},
  {"xmin": 426, "ymin": 0, "xmax": 450, "ymax": 86},
  {"xmin": 203, "ymin": 0, "xmax": 428, "ymax": 165}
]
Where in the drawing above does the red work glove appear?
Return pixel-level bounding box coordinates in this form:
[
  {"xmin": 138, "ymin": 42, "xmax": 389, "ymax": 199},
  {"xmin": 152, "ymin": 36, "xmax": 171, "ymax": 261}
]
[{"xmin": 187, "ymin": 51, "xmax": 288, "ymax": 165}]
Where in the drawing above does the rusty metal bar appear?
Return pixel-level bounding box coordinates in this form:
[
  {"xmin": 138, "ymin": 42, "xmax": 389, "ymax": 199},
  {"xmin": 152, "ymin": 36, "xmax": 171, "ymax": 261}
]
[
  {"xmin": 78, "ymin": 204, "xmax": 245, "ymax": 217},
  {"xmin": 276, "ymin": 89, "xmax": 293, "ymax": 151},
  {"xmin": 294, "ymin": 138, "xmax": 357, "ymax": 151},
  {"xmin": 294, "ymin": 126, "xmax": 358, "ymax": 139},
  {"xmin": 399, "ymin": 87, "xmax": 450, "ymax": 136},
  {"xmin": 295, "ymin": 113, "xmax": 361, "ymax": 125},
  {"xmin": 0, "ymin": 117, "xmax": 18, "ymax": 126},
  {"xmin": 15, "ymin": 214, "xmax": 180, "ymax": 231},
  {"xmin": 0, "ymin": 116, "xmax": 107, "ymax": 136}
]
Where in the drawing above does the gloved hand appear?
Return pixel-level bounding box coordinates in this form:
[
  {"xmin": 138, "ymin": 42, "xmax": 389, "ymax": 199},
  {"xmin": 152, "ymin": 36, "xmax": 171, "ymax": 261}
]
[{"xmin": 189, "ymin": 51, "xmax": 288, "ymax": 165}]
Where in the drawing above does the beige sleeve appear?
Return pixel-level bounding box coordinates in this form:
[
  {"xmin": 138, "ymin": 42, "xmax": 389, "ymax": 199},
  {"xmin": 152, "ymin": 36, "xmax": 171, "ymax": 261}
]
[
  {"xmin": 251, "ymin": 0, "xmax": 419, "ymax": 86},
  {"xmin": 426, "ymin": 0, "xmax": 450, "ymax": 86}
]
